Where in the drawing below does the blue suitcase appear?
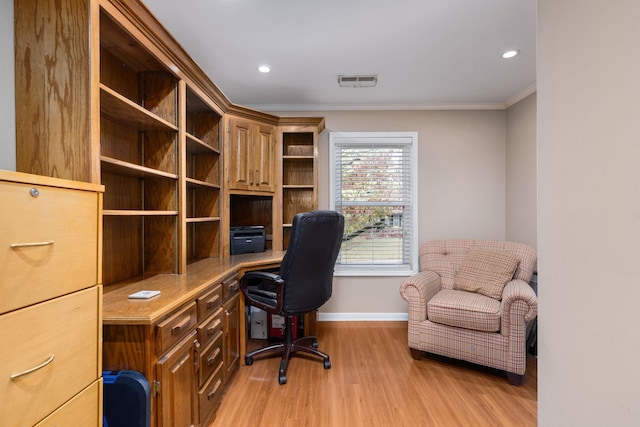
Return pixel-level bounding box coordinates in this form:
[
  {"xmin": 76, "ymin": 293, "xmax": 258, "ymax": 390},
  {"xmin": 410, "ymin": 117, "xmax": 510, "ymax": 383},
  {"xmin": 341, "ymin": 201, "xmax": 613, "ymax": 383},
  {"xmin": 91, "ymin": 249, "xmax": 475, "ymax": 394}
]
[{"xmin": 103, "ymin": 370, "xmax": 151, "ymax": 427}]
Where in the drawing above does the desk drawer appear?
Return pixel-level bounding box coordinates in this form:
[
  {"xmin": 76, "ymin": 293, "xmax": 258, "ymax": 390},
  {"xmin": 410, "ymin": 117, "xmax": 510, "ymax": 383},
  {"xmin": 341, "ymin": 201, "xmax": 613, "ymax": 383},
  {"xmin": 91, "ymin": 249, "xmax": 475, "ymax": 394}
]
[
  {"xmin": 199, "ymin": 330, "xmax": 223, "ymax": 387},
  {"xmin": 0, "ymin": 180, "xmax": 98, "ymax": 314},
  {"xmin": 198, "ymin": 362, "xmax": 224, "ymax": 426},
  {"xmin": 197, "ymin": 307, "xmax": 223, "ymax": 348},
  {"xmin": 156, "ymin": 302, "xmax": 198, "ymax": 354},
  {"xmin": 35, "ymin": 380, "xmax": 101, "ymax": 426},
  {"xmin": 196, "ymin": 284, "xmax": 222, "ymax": 321},
  {"xmin": 0, "ymin": 288, "xmax": 99, "ymax": 427}
]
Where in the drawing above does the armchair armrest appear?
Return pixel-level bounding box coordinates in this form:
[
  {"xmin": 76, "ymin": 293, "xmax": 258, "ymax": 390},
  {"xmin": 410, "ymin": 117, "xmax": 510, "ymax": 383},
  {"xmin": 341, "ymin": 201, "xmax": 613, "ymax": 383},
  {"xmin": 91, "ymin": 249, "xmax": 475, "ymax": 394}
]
[
  {"xmin": 399, "ymin": 270, "xmax": 441, "ymax": 321},
  {"xmin": 240, "ymin": 271, "xmax": 285, "ymax": 313},
  {"xmin": 500, "ymin": 279, "xmax": 538, "ymax": 336}
]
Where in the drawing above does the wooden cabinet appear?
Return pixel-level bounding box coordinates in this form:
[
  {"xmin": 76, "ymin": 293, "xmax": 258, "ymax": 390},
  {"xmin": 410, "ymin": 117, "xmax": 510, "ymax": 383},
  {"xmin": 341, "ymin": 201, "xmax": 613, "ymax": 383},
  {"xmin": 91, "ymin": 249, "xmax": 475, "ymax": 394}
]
[
  {"xmin": 228, "ymin": 117, "xmax": 277, "ymax": 193},
  {"xmin": 101, "ymin": 259, "xmax": 261, "ymax": 427},
  {"xmin": 278, "ymin": 118, "xmax": 325, "ymax": 249},
  {"xmin": 0, "ymin": 171, "xmax": 103, "ymax": 427},
  {"xmin": 15, "ymin": 0, "xmax": 228, "ymax": 282}
]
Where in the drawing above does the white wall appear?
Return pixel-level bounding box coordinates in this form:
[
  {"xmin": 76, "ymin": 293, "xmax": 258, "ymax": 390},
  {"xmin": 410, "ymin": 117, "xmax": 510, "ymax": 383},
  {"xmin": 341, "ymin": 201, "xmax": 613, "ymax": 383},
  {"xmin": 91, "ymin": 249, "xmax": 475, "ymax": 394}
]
[
  {"xmin": 278, "ymin": 109, "xmax": 507, "ymax": 315},
  {"xmin": 506, "ymin": 93, "xmax": 537, "ymax": 249},
  {"xmin": 0, "ymin": 0, "xmax": 15, "ymax": 171},
  {"xmin": 538, "ymin": 1, "xmax": 640, "ymax": 425}
]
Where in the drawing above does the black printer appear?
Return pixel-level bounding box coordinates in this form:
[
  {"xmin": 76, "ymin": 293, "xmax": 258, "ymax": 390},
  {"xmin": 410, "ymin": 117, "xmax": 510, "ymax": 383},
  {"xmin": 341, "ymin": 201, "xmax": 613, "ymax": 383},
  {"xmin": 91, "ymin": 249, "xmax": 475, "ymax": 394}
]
[{"xmin": 230, "ymin": 226, "xmax": 266, "ymax": 254}]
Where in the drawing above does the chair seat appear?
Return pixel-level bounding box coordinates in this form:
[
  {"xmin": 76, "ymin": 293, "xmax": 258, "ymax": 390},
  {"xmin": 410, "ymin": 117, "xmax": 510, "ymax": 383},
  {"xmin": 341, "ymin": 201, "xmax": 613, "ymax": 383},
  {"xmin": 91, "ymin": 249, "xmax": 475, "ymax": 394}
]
[{"xmin": 427, "ymin": 289, "xmax": 501, "ymax": 332}]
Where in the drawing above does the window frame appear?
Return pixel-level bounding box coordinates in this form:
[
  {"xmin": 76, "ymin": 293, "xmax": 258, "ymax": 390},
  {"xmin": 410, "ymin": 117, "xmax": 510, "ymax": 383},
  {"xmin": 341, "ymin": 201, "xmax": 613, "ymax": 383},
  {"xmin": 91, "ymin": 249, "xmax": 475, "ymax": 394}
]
[{"xmin": 329, "ymin": 131, "xmax": 419, "ymax": 277}]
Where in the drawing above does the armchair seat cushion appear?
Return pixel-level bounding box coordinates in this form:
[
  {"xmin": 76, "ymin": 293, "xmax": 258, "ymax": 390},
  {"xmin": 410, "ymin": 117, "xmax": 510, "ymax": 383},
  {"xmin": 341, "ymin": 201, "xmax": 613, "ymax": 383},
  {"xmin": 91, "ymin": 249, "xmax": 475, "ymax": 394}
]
[{"xmin": 427, "ymin": 289, "xmax": 501, "ymax": 332}]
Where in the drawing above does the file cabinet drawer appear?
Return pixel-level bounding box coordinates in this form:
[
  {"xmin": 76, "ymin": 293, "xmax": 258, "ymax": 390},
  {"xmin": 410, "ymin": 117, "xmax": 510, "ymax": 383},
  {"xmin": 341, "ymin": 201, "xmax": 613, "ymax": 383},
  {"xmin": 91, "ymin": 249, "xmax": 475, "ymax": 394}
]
[
  {"xmin": 0, "ymin": 287, "xmax": 99, "ymax": 427},
  {"xmin": 35, "ymin": 380, "xmax": 101, "ymax": 427},
  {"xmin": 156, "ymin": 302, "xmax": 198, "ymax": 354},
  {"xmin": 0, "ymin": 180, "xmax": 98, "ymax": 315}
]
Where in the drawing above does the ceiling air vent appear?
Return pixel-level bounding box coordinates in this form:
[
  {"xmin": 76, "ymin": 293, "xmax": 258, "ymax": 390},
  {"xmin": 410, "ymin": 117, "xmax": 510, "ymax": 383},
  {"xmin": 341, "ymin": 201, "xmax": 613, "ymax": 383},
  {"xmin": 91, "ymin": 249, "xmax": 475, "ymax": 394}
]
[{"xmin": 338, "ymin": 74, "xmax": 378, "ymax": 88}]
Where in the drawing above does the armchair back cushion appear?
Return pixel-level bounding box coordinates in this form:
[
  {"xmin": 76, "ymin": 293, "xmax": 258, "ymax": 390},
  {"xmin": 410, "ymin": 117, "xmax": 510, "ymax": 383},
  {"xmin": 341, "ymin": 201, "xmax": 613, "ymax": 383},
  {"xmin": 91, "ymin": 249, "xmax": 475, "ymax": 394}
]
[
  {"xmin": 453, "ymin": 248, "xmax": 520, "ymax": 299},
  {"xmin": 420, "ymin": 239, "xmax": 536, "ymax": 289}
]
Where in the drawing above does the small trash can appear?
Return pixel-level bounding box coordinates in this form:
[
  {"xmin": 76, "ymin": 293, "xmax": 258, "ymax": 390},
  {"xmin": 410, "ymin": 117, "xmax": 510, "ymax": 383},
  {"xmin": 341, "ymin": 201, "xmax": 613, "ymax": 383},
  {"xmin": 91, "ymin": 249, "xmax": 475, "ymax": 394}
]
[{"xmin": 103, "ymin": 370, "xmax": 151, "ymax": 427}]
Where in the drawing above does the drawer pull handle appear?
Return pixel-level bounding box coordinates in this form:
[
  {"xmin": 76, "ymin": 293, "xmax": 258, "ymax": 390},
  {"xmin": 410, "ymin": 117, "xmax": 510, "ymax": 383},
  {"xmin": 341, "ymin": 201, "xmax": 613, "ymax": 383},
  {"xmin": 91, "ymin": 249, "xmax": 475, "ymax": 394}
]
[
  {"xmin": 171, "ymin": 317, "xmax": 192, "ymax": 335},
  {"xmin": 207, "ymin": 319, "xmax": 222, "ymax": 335},
  {"xmin": 207, "ymin": 379, "xmax": 222, "ymax": 400},
  {"xmin": 11, "ymin": 354, "xmax": 55, "ymax": 379},
  {"xmin": 207, "ymin": 348, "xmax": 221, "ymax": 366},
  {"xmin": 10, "ymin": 240, "xmax": 55, "ymax": 249},
  {"xmin": 206, "ymin": 295, "xmax": 220, "ymax": 309}
]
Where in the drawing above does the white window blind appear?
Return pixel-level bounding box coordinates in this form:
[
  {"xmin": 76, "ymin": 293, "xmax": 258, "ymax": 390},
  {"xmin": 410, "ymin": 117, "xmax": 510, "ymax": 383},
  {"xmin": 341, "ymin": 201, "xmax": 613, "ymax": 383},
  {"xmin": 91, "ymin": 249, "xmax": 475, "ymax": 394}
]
[{"xmin": 330, "ymin": 132, "xmax": 418, "ymax": 276}]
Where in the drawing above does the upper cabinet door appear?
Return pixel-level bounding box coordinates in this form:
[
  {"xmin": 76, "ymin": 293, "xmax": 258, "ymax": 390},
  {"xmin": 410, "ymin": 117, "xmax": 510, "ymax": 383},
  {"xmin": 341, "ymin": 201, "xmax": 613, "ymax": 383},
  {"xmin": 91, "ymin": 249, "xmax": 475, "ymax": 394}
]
[
  {"xmin": 227, "ymin": 118, "xmax": 276, "ymax": 193},
  {"xmin": 254, "ymin": 124, "xmax": 276, "ymax": 192},
  {"xmin": 228, "ymin": 119, "xmax": 253, "ymax": 191}
]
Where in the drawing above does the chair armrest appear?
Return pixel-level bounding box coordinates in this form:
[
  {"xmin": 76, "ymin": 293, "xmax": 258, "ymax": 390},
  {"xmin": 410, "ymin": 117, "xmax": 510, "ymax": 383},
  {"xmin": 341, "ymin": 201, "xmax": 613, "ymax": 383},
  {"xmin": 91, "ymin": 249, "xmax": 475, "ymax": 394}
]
[
  {"xmin": 502, "ymin": 279, "xmax": 538, "ymax": 326},
  {"xmin": 399, "ymin": 271, "xmax": 441, "ymax": 321},
  {"xmin": 239, "ymin": 271, "xmax": 285, "ymax": 313}
]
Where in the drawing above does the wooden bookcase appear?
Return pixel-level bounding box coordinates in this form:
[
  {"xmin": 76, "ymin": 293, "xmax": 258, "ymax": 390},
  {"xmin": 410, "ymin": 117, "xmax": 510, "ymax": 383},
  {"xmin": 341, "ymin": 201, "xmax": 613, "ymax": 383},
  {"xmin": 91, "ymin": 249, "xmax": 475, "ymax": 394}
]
[{"xmin": 278, "ymin": 119, "xmax": 325, "ymax": 249}]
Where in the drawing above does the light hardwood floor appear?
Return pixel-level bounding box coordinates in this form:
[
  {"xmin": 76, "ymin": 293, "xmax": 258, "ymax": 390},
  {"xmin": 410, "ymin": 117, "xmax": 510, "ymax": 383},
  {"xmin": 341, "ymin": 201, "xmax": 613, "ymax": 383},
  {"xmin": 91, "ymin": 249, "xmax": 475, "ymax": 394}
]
[{"xmin": 210, "ymin": 321, "xmax": 537, "ymax": 427}]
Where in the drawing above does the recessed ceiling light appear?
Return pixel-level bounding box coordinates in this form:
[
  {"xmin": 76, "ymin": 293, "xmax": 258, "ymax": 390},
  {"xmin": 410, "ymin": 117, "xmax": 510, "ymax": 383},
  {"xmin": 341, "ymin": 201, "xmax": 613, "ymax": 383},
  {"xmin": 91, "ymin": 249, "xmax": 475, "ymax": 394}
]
[
  {"xmin": 502, "ymin": 50, "xmax": 520, "ymax": 59},
  {"xmin": 257, "ymin": 65, "xmax": 271, "ymax": 73}
]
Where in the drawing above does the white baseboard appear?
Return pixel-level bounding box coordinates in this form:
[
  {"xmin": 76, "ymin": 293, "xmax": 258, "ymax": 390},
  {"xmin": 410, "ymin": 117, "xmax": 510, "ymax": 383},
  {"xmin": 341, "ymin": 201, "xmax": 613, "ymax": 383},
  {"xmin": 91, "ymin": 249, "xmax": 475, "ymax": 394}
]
[{"xmin": 317, "ymin": 312, "xmax": 408, "ymax": 321}]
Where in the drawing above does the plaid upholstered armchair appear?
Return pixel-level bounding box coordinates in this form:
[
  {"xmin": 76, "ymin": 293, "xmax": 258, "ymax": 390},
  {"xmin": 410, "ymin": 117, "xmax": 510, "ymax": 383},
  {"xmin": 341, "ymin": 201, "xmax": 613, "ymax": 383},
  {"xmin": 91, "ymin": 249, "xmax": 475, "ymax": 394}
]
[{"xmin": 399, "ymin": 239, "xmax": 537, "ymax": 385}]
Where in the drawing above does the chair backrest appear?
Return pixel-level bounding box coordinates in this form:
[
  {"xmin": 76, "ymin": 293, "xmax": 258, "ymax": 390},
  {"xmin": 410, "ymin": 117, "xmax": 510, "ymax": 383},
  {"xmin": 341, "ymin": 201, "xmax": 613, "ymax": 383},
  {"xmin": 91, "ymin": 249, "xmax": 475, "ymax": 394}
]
[
  {"xmin": 279, "ymin": 210, "xmax": 345, "ymax": 315},
  {"xmin": 420, "ymin": 239, "xmax": 537, "ymax": 289}
]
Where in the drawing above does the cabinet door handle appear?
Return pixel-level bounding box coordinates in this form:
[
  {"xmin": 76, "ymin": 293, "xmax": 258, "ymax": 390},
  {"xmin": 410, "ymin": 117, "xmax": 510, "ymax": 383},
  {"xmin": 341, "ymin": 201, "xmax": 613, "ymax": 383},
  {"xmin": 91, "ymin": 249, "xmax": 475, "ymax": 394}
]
[
  {"xmin": 10, "ymin": 240, "xmax": 54, "ymax": 249},
  {"xmin": 171, "ymin": 316, "xmax": 192, "ymax": 335},
  {"xmin": 249, "ymin": 169, "xmax": 254, "ymax": 185},
  {"xmin": 11, "ymin": 354, "xmax": 55, "ymax": 379},
  {"xmin": 255, "ymin": 169, "xmax": 259, "ymax": 185}
]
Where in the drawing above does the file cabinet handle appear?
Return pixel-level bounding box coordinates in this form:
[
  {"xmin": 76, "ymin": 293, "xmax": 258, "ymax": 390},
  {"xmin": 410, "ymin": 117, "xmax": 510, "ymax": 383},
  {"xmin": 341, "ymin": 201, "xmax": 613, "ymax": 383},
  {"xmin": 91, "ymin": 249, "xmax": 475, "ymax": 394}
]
[
  {"xmin": 11, "ymin": 354, "xmax": 55, "ymax": 379},
  {"xmin": 10, "ymin": 240, "xmax": 54, "ymax": 249}
]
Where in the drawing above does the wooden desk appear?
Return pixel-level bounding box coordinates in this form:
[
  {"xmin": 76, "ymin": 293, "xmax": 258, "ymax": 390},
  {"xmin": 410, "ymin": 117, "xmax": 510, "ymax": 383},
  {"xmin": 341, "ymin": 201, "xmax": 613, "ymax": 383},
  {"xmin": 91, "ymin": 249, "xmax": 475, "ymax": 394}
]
[{"xmin": 102, "ymin": 251, "xmax": 285, "ymax": 427}]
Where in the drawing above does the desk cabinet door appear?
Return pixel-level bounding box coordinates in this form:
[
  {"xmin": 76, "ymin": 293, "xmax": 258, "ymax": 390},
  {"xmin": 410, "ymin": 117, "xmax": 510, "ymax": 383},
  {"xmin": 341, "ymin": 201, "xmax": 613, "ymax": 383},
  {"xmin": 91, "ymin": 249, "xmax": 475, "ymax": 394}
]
[
  {"xmin": 223, "ymin": 293, "xmax": 240, "ymax": 384},
  {"xmin": 157, "ymin": 331, "xmax": 198, "ymax": 427}
]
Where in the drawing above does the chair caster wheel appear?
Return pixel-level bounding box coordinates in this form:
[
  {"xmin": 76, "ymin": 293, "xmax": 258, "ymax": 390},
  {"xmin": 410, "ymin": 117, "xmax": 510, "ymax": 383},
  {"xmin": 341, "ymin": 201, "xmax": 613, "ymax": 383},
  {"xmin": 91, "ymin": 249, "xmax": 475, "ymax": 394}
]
[
  {"xmin": 324, "ymin": 359, "xmax": 331, "ymax": 369},
  {"xmin": 279, "ymin": 374, "xmax": 287, "ymax": 385},
  {"xmin": 245, "ymin": 356, "xmax": 253, "ymax": 366}
]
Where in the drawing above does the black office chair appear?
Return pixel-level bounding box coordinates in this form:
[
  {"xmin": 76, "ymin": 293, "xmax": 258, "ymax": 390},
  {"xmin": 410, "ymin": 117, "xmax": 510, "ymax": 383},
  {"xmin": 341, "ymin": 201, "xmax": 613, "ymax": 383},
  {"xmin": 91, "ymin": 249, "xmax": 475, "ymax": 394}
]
[{"xmin": 240, "ymin": 210, "xmax": 344, "ymax": 384}]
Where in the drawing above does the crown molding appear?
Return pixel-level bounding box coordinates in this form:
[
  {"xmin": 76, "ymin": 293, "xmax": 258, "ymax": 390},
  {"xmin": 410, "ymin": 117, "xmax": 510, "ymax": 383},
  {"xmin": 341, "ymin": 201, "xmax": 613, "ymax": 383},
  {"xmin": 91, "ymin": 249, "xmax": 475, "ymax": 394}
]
[
  {"xmin": 504, "ymin": 84, "xmax": 537, "ymax": 109},
  {"xmin": 248, "ymin": 102, "xmax": 508, "ymax": 112}
]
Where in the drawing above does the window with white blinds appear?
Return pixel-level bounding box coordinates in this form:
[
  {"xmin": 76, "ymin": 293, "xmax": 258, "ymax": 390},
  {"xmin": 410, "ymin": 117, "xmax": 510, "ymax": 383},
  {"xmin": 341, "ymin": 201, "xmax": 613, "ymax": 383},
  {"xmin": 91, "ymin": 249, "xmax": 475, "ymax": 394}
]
[{"xmin": 330, "ymin": 132, "xmax": 418, "ymax": 276}]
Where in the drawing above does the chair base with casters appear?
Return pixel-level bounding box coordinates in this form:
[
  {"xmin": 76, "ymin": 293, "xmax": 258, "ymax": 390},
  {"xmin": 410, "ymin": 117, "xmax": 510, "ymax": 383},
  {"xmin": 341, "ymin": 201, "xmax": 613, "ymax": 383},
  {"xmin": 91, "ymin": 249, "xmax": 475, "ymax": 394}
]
[{"xmin": 245, "ymin": 315, "xmax": 331, "ymax": 385}]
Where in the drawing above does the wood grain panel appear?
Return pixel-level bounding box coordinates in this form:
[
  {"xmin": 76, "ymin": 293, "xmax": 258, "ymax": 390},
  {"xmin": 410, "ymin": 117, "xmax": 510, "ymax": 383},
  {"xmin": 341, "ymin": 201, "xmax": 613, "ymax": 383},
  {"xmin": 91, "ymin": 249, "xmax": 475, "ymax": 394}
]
[
  {"xmin": 142, "ymin": 72, "xmax": 177, "ymax": 125},
  {"xmin": 101, "ymin": 118, "xmax": 142, "ymax": 165},
  {"xmin": 188, "ymin": 221, "xmax": 220, "ymax": 260},
  {"xmin": 102, "ymin": 324, "xmax": 153, "ymax": 376},
  {"xmin": 145, "ymin": 177, "xmax": 177, "ymax": 211},
  {"xmin": 15, "ymin": 0, "xmax": 92, "ymax": 182},
  {"xmin": 144, "ymin": 216, "xmax": 177, "ymax": 275},
  {"xmin": 143, "ymin": 130, "xmax": 177, "ymax": 174},
  {"xmin": 103, "ymin": 215, "xmax": 143, "ymax": 285},
  {"xmin": 101, "ymin": 172, "xmax": 142, "ymax": 211},
  {"xmin": 283, "ymin": 158, "xmax": 314, "ymax": 186},
  {"xmin": 283, "ymin": 189, "xmax": 314, "ymax": 224},
  {"xmin": 100, "ymin": 46, "xmax": 140, "ymax": 103}
]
